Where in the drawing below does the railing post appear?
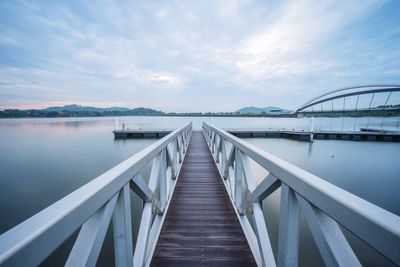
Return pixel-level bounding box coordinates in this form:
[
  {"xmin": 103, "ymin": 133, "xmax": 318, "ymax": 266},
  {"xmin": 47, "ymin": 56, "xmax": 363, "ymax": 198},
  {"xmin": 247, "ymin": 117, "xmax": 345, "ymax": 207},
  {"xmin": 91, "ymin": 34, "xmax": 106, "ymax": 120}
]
[
  {"xmin": 206, "ymin": 126, "xmax": 212, "ymax": 147},
  {"xmin": 224, "ymin": 144, "xmax": 234, "ymax": 179},
  {"xmin": 296, "ymin": 194, "xmax": 361, "ymax": 267},
  {"xmin": 166, "ymin": 142, "xmax": 176, "ymax": 180},
  {"xmin": 186, "ymin": 128, "xmax": 190, "ymax": 146},
  {"xmin": 173, "ymin": 139, "xmax": 178, "ymax": 178},
  {"xmin": 113, "ymin": 184, "xmax": 134, "ymax": 267},
  {"xmin": 213, "ymin": 134, "xmax": 217, "ymax": 159},
  {"xmin": 208, "ymin": 129, "xmax": 212, "ymax": 148},
  {"xmin": 177, "ymin": 135, "xmax": 183, "ymax": 163},
  {"xmin": 181, "ymin": 133, "xmax": 186, "ymax": 154},
  {"xmin": 277, "ymin": 184, "xmax": 300, "ymax": 267},
  {"xmin": 215, "ymin": 135, "xmax": 220, "ymax": 162},
  {"xmin": 65, "ymin": 194, "xmax": 119, "ymax": 267},
  {"xmin": 220, "ymin": 138, "xmax": 226, "ymax": 173},
  {"xmin": 133, "ymin": 150, "xmax": 164, "ymax": 267},
  {"xmin": 239, "ymin": 152, "xmax": 277, "ymax": 267},
  {"xmin": 209, "ymin": 128, "xmax": 213, "ymax": 147},
  {"xmin": 159, "ymin": 149, "xmax": 167, "ymax": 211},
  {"xmin": 234, "ymin": 148, "xmax": 244, "ymax": 214},
  {"xmin": 211, "ymin": 131, "xmax": 215, "ymax": 154},
  {"xmin": 133, "ymin": 202, "xmax": 152, "ymax": 267}
]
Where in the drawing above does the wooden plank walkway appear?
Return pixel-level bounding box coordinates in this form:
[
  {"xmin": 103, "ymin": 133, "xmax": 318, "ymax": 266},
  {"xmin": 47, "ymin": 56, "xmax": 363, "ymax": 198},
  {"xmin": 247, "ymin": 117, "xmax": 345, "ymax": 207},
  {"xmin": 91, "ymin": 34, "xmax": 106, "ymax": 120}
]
[{"xmin": 151, "ymin": 131, "xmax": 256, "ymax": 267}]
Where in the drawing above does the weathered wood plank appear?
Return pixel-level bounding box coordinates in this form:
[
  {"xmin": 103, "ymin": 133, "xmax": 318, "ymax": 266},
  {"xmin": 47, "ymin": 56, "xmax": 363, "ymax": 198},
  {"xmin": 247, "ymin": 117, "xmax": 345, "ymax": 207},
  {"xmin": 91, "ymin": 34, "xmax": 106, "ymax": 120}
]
[{"xmin": 151, "ymin": 131, "xmax": 256, "ymax": 266}]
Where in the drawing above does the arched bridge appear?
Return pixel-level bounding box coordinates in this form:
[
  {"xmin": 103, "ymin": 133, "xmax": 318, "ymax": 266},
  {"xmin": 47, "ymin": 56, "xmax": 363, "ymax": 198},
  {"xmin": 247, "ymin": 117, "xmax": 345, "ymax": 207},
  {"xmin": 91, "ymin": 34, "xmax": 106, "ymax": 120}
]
[{"xmin": 295, "ymin": 84, "xmax": 400, "ymax": 115}]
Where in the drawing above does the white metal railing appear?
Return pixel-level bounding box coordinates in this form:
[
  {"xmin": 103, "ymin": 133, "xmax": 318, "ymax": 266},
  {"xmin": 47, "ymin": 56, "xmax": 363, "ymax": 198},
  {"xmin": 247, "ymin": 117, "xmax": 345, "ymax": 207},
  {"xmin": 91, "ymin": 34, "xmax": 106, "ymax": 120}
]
[
  {"xmin": 0, "ymin": 123, "xmax": 192, "ymax": 267},
  {"xmin": 202, "ymin": 122, "xmax": 400, "ymax": 267}
]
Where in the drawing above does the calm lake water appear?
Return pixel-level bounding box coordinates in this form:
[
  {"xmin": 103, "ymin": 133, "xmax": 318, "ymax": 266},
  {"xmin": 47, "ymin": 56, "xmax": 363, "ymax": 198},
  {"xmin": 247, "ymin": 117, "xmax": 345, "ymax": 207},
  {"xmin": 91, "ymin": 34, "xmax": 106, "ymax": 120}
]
[{"xmin": 0, "ymin": 116, "xmax": 399, "ymax": 266}]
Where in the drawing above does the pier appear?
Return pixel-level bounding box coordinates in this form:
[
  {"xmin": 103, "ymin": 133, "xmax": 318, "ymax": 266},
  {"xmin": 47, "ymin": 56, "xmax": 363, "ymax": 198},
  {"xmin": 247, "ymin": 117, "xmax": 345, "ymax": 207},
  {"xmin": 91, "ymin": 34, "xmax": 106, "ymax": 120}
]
[
  {"xmin": 151, "ymin": 132, "xmax": 255, "ymax": 266},
  {"xmin": 114, "ymin": 128, "xmax": 400, "ymax": 142},
  {"xmin": 113, "ymin": 129, "xmax": 173, "ymax": 139},
  {"xmin": 1, "ymin": 123, "xmax": 399, "ymax": 266}
]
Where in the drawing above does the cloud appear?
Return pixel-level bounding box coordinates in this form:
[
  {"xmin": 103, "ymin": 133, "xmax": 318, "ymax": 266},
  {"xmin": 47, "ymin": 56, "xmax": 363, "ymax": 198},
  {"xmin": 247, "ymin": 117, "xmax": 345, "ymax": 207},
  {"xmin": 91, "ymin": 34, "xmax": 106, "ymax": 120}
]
[
  {"xmin": 234, "ymin": 1, "xmax": 385, "ymax": 78},
  {"xmin": 0, "ymin": 0, "xmax": 399, "ymax": 111}
]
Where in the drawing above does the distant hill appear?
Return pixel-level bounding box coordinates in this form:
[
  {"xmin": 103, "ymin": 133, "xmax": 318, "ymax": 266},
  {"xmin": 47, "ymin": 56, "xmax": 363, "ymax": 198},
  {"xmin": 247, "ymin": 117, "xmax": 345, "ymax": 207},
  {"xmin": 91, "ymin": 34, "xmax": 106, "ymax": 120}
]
[
  {"xmin": 0, "ymin": 104, "xmax": 164, "ymax": 118},
  {"xmin": 45, "ymin": 104, "xmax": 163, "ymax": 115},
  {"xmin": 236, "ymin": 106, "xmax": 291, "ymax": 114},
  {"xmin": 46, "ymin": 104, "xmax": 131, "ymax": 112}
]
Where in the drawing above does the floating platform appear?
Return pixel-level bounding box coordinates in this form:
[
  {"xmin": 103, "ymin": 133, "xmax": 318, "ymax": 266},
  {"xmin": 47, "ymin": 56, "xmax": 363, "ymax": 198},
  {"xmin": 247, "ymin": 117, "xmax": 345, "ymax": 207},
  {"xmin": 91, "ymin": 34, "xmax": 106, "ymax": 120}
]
[
  {"xmin": 113, "ymin": 128, "xmax": 400, "ymax": 142},
  {"xmin": 360, "ymin": 127, "xmax": 400, "ymax": 133},
  {"xmin": 228, "ymin": 129, "xmax": 400, "ymax": 142},
  {"xmin": 227, "ymin": 129, "xmax": 312, "ymax": 141},
  {"xmin": 313, "ymin": 130, "xmax": 400, "ymax": 142},
  {"xmin": 113, "ymin": 129, "xmax": 173, "ymax": 139}
]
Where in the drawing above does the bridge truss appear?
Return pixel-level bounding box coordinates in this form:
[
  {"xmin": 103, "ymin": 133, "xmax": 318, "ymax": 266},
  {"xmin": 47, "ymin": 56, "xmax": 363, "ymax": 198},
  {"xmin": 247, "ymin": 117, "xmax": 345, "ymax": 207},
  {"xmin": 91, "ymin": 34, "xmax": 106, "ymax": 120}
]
[{"xmin": 295, "ymin": 85, "xmax": 400, "ymax": 115}]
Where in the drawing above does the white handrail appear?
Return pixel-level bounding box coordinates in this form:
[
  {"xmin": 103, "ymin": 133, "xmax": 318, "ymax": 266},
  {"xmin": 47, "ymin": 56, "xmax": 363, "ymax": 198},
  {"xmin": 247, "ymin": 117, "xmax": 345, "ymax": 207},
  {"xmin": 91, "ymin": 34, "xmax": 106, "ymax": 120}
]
[
  {"xmin": 202, "ymin": 122, "xmax": 400, "ymax": 267},
  {"xmin": 0, "ymin": 123, "xmax": 192, "ymax": 267}
]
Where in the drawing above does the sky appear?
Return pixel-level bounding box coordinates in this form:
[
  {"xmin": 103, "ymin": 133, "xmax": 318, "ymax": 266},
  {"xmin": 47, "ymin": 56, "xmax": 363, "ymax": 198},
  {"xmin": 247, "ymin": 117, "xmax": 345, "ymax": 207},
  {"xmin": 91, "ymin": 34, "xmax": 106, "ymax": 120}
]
[{"xmin": 0, "ymin": 0, "xmax": 399, "ymax": 112}]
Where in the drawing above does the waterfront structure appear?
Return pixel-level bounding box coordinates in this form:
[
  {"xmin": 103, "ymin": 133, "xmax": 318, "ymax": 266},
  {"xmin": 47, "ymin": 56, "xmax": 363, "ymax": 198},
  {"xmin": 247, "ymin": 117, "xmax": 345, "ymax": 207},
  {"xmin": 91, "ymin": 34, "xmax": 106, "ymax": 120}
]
[
  {"xmin": 295, "ymin": 84, "xmax": 400, "ymax": 115},
  {"xmin": 0, "ymin": 123, "xmax": 399, "ymax": 266}
]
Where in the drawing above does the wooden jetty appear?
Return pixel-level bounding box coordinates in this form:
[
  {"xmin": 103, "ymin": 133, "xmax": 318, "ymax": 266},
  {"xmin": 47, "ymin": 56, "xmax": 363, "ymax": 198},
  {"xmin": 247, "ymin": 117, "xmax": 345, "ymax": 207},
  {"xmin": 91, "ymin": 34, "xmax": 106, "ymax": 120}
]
[
  {"xmin": 313, "ymin": 130, "xmax": 400, "ymax": 142},
  {"xmin": 114, "ymin": 128, "xmax": 400, "ymax": 142},
  {"xmin": 113, "ymin": 129, "xmax": 173, "ymax": 139},
  {"xmin": 228, "ymin": 129, "xmax": 400, "ymax": 142},
  {"xmin": 227, "ymin": 129, "xmax": 312, "ymax": 141},
  {"xmin": 360, "ymin": 127, "xmax": 400, "ymax": 133},
  {"xmin": 151, "ymin": 131, "xmax": 256, "ymax": 266}
]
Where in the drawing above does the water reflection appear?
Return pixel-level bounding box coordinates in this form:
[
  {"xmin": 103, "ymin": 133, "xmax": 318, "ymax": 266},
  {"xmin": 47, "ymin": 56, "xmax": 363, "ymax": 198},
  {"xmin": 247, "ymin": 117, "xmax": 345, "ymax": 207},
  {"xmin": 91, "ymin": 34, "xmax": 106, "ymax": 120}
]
[{"xmin": 307, "ymin": 140, "xmax": 313, "ymax": 157}]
